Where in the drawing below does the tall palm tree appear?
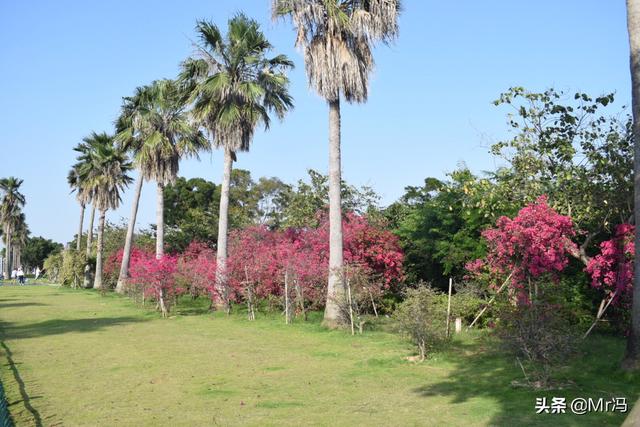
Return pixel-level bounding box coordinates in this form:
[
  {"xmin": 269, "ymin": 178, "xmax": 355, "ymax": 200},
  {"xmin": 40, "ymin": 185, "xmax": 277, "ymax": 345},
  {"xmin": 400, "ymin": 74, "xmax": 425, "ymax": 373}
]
[
  {"xmin": 73, "ymin": 139, "xmax": 100, "ymax": 259},
  {"xmin": 114, "ymin": 87, "xmax": 147, "ymax": 293},
  {"xmin": 68, "ymin": 166, "xmax": 89, "ymax": 251},
  {"xmin": 273, "ymin": 0, "xmax": 401, "ymax": 326},
  {"xmin": 180, "ymin": 14, "xmax": 294, "ymax": 307},
  {"xmin": 73, "ymin": 132, "xmax": 132, "ymax": 289},
  {"xmin": 626, "ymin": 0, "xmax": 640, "ymax": 370},
  {"xmin": 117, "ymin": 80, "xmax": 208, "ymax": 264},
  {"xmin": 0, "ymin": 177, "xmax": 26, "ymax": 279}
]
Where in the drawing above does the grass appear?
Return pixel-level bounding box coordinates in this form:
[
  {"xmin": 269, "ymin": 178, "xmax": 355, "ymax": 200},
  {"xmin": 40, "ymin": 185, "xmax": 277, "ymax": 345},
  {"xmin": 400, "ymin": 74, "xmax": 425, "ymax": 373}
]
[{"xmin": 0, "ymin": 285, "xmax": 637, "ymax": 426}]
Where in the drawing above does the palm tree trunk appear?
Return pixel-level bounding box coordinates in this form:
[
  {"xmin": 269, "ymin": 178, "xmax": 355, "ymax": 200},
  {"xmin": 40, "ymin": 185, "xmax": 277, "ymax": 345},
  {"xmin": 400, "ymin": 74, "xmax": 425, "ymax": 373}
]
[
  {"xmin": 93, "ymin": 209, "xmax": 106, "ymax": 289},
  {"xmin": 2, "ymin": 227, "xmax": 9, "ymax": 280},
  {"xmin": 5, "ymin": 231, "xmax": 12, "ymax": 277},
  {"xmin": 156, "ymin": 182, "xmax": 164, "ymax": 259},
  {"xmin": 86, "ymin": 206, "xmax": 95, "ymax": 257},
  {"xmin": 76, "ymin": 204, "xmax": 85, "ymax": 251},
  {"xmin": 323, "ymin": 99, "xmax": 345, "ymax": 328},
  {"xmin": 215, "ymin": 146, "xmax": 233, "ymax": 310},
  {"xmin": 116, "ymin": 175, "xmax": 144, "ymax": 293},
  {"xmin": 625, "ymin": 0, "xmax": 640, "ymax": 370}
]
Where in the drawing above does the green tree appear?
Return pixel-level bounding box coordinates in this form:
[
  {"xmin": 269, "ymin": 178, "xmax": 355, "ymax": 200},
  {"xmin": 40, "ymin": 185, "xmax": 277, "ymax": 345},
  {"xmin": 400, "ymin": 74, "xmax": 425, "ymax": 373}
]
[
  {"xmin": 162, "ymin": 172, "xmax": 291, "ymax": 251},
  {"xmin": 491, "ymin": 87, "xmax": 633, "ymax": 262},
  {"xmin": 274, "ymin": 0, "xmax": 401, "ymax": 326},
  {"xmin": 390, "ymin": 169, "xmax": 505, "ymax": 289},
  {"xmin": 164, "ymin": 177, "xmax": 220, "ymax": 251},
  {"xmin": 281, "ymin": 169, "xmax": 380, "ymax": 229},
  {"xmin": 22, "ymin": 236, "xmax": 63, "ymax": 270},
  {"xmin": 180, "ymin": 14, "xmax": 294, "ymax": 305}
]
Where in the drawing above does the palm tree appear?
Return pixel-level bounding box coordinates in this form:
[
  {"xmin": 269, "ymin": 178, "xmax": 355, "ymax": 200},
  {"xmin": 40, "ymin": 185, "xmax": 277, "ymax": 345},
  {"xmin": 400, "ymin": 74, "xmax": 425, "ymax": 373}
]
[
  {"xmin": 0, "ymin": 177, "xmax": 26, "ymax": 279},
  {"xmin": 68, "ymin": 166, "xmax": 89, "ymax": 251},
  {"xmin": 117, "ymin": 80, "xmax": 208, "ymax": 265},
  {"xmin": 73, "ymin": 139, "xmax": 100, "ymax": 259},
  {"xmin": 113, "ymin": 87, "xmax": 147, "ymax": 293},
  {"xmin": 180, "ymin": 14, "xmax": 294, "ymax": 308},
  {"xmin": 86, "ymin": 205, "xmax": 95, "ymax": 257},
  {"xmin": 625, "ymin": 0, "xmax": 640, "ymax": 370},
  {"xmin": 73, "ymin": 132, "xmax": 132, "ymax": 289},
  {"xmin": 273, "ymin": 0, "xmax": 401, "ymax": 326},
  {"xmin": 11, "ymin": 213, "xmax": 28, "ymax": 269}
]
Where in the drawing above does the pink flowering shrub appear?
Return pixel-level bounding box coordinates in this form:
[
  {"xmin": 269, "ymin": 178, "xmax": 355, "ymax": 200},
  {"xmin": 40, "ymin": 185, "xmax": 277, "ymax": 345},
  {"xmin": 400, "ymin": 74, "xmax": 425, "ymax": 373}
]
[
  {"xmin": 466, "ymin": 196, "xmax": 577, "ymax": 303},
  {"xmin": 103, "ymin": 246, "xmax": 148, "ymax": 289},
  {"xmin": 586, "ymin": 224, "xmax": 634, "ymax": 304},
  {"xmin": 119, "ymin": 213, "xmax": 404, "ymax": 316},
  {"xmin": 225, "ymin": 213, "xmax": 404, "ymax": 310},
  {"xmin": 312, "ymin": 213, "xmax": 405, "ymax": 287},
  {"xmin": 129, "ymin": 251, "xmax": 180, "ymax": 317},
  {"xmin": 176, "ymin": 241, "xmax": 218, "ymax": 300}
]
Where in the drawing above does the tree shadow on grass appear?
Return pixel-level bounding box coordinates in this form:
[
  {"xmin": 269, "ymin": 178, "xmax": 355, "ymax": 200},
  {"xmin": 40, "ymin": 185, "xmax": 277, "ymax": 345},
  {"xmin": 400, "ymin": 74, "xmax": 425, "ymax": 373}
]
[
  {"xmin": 0, "ymin": 316, "xmax": 148, "ymax": 340},
  {"xmin": 0, "ymin": 302, "xmax": 48, "ymax": 309},
  {"xmin": 1, "ymin": 341, "xmax": 44, "ymax": 427},
  {"xmin": 413, "ymin": 334, "xmax": 640, "ymax": 427},
  {"xmin": 174, "ymin": 297, "xmax": 214, "ymax": 316}
]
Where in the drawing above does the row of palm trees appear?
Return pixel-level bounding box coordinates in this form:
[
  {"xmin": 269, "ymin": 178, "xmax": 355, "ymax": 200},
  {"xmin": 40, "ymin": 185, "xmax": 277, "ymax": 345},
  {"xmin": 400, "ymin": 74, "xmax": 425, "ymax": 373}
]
[
  {"xmin": 67, "ymin": 2, "xmax": 401, "ymax": 325},
  {"xmin": 0, "ymin": 177, "xmax": 28, "ymax": 279}
]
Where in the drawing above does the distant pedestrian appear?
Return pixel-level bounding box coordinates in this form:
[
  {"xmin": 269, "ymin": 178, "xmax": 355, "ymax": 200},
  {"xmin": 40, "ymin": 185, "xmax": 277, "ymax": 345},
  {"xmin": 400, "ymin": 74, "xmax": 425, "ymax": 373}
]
[
  {"xmin": 35, "ymin": 267, "xmax": 41, "ymax": 280},
  {"xmin": 17, "ymin": 267, "xmax": 24, "ymax": 285},
  {"xmin": 11, "ymin": 269, "xmax": 17, "ymax": 283}
]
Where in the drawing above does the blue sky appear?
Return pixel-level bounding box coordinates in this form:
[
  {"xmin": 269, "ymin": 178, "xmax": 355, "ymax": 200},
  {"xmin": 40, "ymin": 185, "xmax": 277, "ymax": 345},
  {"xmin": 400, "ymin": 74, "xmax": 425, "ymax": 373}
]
[{"xmin": 0, "ymin": 0, "xmax": 631, "ymax": 244}]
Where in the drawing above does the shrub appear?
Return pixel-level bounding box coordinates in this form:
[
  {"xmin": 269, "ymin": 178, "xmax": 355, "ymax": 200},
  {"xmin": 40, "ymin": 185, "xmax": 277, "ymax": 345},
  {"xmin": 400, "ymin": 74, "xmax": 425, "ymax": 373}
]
[
  {"xmin": 103, "ymin": 247, "xmax": 148, "ymax": 290},
  {"xmin": 175, "ymin": 241, "xmax": 217, "ymax": 300},
  {"xmin": 43, "ymin": 252, "xmax": 64, "ymax": 283},
  {"xmin": 450, "ymin": 282, "xmax": 488, "ymax": 326},
  {"xmin": 494, "ymin": 286, "xmax": 578, "ymax": 387},
  {"xmin": 586, "ymin": 223, "xmax": 634, "ymax": 305},
  {"xmin": 334, "ymin": 265, "xmax": 384, "ymax": 332},
  {"xmin": 129, "ymin": 252, "xmax": 180, "ymax": 317},
  {"xmin": 466, "ymin": 195, "xmax": 577, "ymax": 303},
  {"xmin": 225, "ymin": 213, "xmax": 404, "ymax": 312},
  {"xmin": 394, "ymin": 286, "xmax": 449, "ymax": 361},
  {"xmin": 60, "ymin": 250, "xmax": 86, "ymax": 288}
]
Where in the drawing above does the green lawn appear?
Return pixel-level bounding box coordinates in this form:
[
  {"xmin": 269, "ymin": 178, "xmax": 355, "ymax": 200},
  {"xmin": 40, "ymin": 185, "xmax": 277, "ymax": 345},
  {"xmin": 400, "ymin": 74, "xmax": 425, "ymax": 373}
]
[{"xmin": 0, "ymin": 285, "xmax": 637, "ymax": 426}]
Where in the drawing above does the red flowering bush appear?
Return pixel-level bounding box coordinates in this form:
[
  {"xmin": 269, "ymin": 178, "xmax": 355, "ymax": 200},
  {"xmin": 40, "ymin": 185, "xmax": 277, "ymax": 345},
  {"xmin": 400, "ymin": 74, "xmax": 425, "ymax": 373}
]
[
  {"xmin": 225, "ymin": 213, "xmax": 404, "ymax": 310},
  {"xmin": 129, "ymin": 251, "xmax": 180, "ymax": 317},
  {"xmin": 466, "ymin": 196, "xmax": 577, "ymax": 303},
  {"xmin": 466, "ymin": 196, "xmax": 581, "ymax": 383},
  {"xmin": 176, "ymin": 241, "xmax": 217, "ymax": 300},
  {"xmin": 312, "ymin": 213, "xmax": 405, "ymax": 287},
  {"xmin": 103, "ymin": 247, "xmax": 148, "ymax": 289},
  {"xmin": 227, "ymin": 226, "xmax": 283, "ymax": 300},
  {"xmin": 586, "ymin": 224, "xmax": 634, "ymax": 303}
]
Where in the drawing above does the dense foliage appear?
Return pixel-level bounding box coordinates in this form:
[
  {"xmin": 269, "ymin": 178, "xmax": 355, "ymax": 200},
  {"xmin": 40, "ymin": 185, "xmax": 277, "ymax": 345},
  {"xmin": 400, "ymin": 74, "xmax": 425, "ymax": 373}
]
[
  {"xmin": 394, "ymin": 286, "xmax": 449, "ymax": 361},
  {"xmin": 128, "ymin": 251, "xmax": 180, "ymax": 317},
  {"xmin": 466, "ymin": 196, "xmax": 577, "ymax": 302},
  {"xmin": 21, "ymin": 236, "xmax": 63, "ymax": 270},
  {"xmin": 587, "ymin": 224, "xmax": 634, "ymax": 305},
  {"xmin": 225, "ymin": 213, "xmax": 404, "ymax": 311}
]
